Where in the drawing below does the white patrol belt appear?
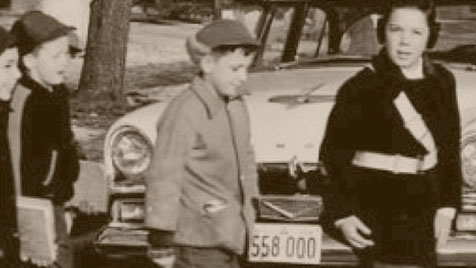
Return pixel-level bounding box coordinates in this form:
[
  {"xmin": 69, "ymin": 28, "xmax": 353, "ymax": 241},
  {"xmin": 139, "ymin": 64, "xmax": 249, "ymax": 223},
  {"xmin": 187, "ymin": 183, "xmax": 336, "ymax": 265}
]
[
  {"xmin": 351, "ymin": 90, "xmax": 438, "ymax": 174},
  {"xmin": 352, "ymin": 150, "xmax": 437, "ymax": 174},
  {"xmin": 394, "ymin": 92, "xmax": 437, "ymax": 152}
]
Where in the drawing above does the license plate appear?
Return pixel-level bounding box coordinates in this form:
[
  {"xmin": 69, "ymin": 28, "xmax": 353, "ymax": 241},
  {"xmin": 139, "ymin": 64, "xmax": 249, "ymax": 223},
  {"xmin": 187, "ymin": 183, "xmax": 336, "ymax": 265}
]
[{"xmin": 248, "ymin": 223, "xmax": 322, "ymax": 264}]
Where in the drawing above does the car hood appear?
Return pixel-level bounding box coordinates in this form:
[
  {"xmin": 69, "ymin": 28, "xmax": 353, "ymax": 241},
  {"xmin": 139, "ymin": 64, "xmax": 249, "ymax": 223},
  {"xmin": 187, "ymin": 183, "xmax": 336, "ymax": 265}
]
[
  {"xmin": 109, "ymin": 65, "xmax": 476, "ymax": 164},
  {"xmin": 246, "ymin": 67, "xmax": 360, "ymax": 163}
]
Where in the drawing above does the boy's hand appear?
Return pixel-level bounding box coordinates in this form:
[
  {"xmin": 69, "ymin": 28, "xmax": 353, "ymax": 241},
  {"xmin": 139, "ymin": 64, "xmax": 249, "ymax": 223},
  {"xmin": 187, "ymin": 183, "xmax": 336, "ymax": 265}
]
[
  {"xmin": 148, "ymin": 247, "xmax": 175, "ymax": 268},
  {"xmin": 335, "ymin": 215, "xmax": 374, "ymax": 249},
  {"xmin": 435, "ymin": 207, "xmax": 456, "ymax": 249}
]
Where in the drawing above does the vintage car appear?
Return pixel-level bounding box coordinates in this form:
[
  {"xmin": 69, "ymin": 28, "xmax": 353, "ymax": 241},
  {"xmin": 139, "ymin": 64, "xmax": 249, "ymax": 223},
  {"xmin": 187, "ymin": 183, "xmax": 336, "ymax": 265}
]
[{"xmin": 94, "ymin": 0, "xmax": 476, "ymax": 266}]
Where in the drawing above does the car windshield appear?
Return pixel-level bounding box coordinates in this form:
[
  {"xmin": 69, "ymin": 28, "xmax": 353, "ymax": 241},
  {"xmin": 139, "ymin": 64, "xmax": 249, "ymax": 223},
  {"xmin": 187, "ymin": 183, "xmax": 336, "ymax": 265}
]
[{"xmin": 257, "ymin": 3, "xmax": 476, "ymax": 67}]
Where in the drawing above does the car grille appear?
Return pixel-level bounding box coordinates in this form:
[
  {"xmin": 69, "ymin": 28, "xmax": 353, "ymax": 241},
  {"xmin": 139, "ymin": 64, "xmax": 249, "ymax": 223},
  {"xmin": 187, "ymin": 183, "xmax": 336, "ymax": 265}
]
[{"xmin": 255, "ymin": 195, "xmax": 323, "ymax": 222}]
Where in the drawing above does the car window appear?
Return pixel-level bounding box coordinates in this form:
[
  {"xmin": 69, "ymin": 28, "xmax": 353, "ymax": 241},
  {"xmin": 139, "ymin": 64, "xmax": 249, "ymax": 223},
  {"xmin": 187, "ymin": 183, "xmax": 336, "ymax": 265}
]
[
  {"xmin": 257, "ymin": 3, "xmax": 476, "ymax": 67},
  {"xmin": 436, "ymin": 5, "xmax": 476, "ymax": 50},
  {"xmin": 431, "ymin": 5, "xmax": 476, "ymax": 63},
  {"xmin": 296, "ymin": 7, "xmax": 329, "ymax": 60},
  {"xmin": 262, "ymin": 6, "xmax": 295, "ymax": 66},
  {"xmin": 340, "ymin": 14, "xmax": 380, "ymax": 56}
]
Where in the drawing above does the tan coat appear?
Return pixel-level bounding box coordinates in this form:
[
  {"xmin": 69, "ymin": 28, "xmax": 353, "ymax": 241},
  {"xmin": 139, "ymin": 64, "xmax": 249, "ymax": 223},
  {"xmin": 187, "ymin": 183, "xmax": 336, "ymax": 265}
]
[{"xmin": 145, "ymin": 77, "xmax": 259, "ymax": 255}]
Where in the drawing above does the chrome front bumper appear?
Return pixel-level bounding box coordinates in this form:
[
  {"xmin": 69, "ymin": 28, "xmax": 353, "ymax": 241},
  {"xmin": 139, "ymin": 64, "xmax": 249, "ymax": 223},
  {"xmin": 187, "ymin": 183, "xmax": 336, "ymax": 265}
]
[{"xmin": 94, "ymin": 226, "xmax": 476, "ymax": 266}]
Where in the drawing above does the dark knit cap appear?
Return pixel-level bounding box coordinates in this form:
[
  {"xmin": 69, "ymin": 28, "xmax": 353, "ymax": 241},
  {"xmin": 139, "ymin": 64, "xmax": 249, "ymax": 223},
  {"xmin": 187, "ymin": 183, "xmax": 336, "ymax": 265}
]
[
  {"xmin": 0, "ymin": 26, "xmax": 16, "ymax": 55},
  {"xmin": 11, "ymin": 11, "xmax": 75, "ymax": 56},
  {"xmin": 196, "ymin": 19, "xmax": 259, "ymax": 49}
]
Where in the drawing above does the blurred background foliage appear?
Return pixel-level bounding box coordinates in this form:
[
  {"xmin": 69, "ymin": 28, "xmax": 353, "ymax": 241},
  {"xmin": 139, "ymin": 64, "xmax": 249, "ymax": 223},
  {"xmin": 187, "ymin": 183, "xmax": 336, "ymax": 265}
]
[{"xmin": 132, "ymin": 0, "xmax": 218, "ymax": 23}]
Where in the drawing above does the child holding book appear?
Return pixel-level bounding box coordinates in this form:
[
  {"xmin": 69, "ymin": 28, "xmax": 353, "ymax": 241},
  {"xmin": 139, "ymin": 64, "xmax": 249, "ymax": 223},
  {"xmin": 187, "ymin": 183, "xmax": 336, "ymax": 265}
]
[{"xmin": 10, "ymin": 11, "xmax": 80, "ymax": 268}]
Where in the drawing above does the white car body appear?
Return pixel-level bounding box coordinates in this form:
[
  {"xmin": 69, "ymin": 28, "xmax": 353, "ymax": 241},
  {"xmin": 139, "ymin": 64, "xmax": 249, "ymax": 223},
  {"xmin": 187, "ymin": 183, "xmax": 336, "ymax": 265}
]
[{"xmin": 105, "ymin": 65, "xmax": 476, "ymax": 172}]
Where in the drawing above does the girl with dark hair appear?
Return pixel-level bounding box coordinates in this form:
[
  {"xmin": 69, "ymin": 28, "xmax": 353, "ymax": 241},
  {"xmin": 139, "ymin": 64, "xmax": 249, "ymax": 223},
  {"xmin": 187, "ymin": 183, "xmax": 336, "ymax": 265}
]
[{"xmin": 320, "ymin": 0, "xmax": 462, "ymax": 267}]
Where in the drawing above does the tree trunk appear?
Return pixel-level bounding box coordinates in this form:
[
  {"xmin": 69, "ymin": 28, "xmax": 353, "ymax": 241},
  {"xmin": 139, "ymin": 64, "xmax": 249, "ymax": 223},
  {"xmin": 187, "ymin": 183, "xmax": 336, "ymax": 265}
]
[
  {"xmin": 78, "ymin": 0, "xmax": 133, "ymax": 102},
  {"xmin": 0, "ymin": 0, "xmax": 11, "ymax": 8}
]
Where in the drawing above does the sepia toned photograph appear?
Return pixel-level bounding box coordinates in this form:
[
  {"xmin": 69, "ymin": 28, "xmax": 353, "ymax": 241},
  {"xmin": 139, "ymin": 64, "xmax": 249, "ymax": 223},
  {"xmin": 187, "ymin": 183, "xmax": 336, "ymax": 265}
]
[{"xmin": 0, "ymin": 0, "xmax": 476, "ymax": 267}]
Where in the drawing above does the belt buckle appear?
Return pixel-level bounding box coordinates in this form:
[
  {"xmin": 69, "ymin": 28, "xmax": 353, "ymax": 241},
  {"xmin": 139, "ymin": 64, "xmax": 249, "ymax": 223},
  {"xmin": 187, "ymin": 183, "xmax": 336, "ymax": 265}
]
[
  {"xmin": 416, "ymin": 155, "xmax": 425, "ymax": 174},
  {"xmin": 391, "ymin": 154, "xmax": 402, "ymax": 174}
]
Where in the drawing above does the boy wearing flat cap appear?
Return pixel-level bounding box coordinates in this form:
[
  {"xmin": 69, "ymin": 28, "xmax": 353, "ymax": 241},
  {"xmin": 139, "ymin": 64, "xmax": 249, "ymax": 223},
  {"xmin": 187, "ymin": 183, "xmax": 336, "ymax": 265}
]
[
  {"xmin": 9, "ymin": 11, "xmax": 80, "ymax": 268},
  {"xmin": 145, "ymin": 19, "xmax": 260, "ymax": 268},
  {"xmin": 0, "ymin": 26, "xmax": 22, "ymax": 268}
]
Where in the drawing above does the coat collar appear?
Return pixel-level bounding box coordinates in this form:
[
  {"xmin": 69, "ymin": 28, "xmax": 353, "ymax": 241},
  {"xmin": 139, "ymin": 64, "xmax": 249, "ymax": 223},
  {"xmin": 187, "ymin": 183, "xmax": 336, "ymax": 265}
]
[
  {"xmin": 0, "ymin": 100, "xmax": 11, "ymax": 114},
  {"xmin": 191, "ymin": 77, "xmax": 225, "ymax": 119},
  {"xmin": 20, "ymin": 75, "xmax": 41, "ymax": 92},
  {"xmin": 18, "ymin": 75, "xmax": 65, "ymax": 105},
  {"xmin": 191, "ymin": 76, "xmax": 245, "ymax": 119},
  {"xmin": 371, "ymin": 50, "xmax": 437, "ymax": 97},
  {"xmin": 19, "ymin": 75, "xmax": 56, "ymax": 95},
  {"xmin": 371, "ymin": 50, "xmax": 437, "ymax": 82}
]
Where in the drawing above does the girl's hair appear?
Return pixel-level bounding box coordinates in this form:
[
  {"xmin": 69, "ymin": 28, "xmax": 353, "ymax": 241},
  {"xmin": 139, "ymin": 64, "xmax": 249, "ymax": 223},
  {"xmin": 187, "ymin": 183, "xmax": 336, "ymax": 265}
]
[{"xmin": 377, "ymin": 0, "xmax": 439, "ymax": 48}]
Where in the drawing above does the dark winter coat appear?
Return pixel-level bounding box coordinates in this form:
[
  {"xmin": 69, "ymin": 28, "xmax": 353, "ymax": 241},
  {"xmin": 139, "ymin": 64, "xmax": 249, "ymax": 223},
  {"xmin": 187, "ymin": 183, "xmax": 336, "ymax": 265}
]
[
  {"xmin": 319, "ymin": 51, "xmax": 462, "ymax": 266},
  {"xmin": 9, "ymin": 75, "xmax": 79, "ymax": 204},
  {"xmin": 0, "ymin": 100, "xmax": 19, "ymax": 268}
]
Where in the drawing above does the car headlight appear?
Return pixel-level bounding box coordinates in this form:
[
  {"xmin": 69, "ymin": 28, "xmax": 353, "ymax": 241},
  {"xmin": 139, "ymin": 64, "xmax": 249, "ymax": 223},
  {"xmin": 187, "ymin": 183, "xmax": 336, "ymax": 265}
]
[
  {"xmin": 462, "ymin": 136, "xmax": 476, "ymax": 188},
  {"xmin": 111, "ymin": 127, "xmax": 152, "ymax": 181}
]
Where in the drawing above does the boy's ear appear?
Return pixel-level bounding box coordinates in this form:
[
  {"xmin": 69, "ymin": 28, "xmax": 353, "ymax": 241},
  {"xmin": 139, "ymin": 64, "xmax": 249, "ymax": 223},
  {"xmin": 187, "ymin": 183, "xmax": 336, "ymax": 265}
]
[
  {"xmin": 22, "ymin": 53, "xmax": 36, "ymax": 71},
  {"xmin": 199, "ymin": 54, "xmax": 215, "ymax": 75}
]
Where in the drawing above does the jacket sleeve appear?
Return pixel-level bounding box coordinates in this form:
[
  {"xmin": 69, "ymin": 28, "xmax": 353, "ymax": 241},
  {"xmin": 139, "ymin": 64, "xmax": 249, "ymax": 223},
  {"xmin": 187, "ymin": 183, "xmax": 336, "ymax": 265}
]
[
  {"xmin": 437, "ymin": 70, "xmax": 462, "ymax": 210},
  {"xmin": 242, "ymin": 101, "xmax": 259, "ymax": 228},
  {"xmin": 144, "ymin": 104, "xmax": 194, "ymax": 234},
  {"xmin": 50, "ymin": 86, "xmax": 79, "ymax": 204},
  {"xmin": 243, "ymin": 101, "xmax": 259, "ymax": 198},
  {"xmin": 319, "ymin": 77, "xmax": 363, "ymax": 223},
  {"xmin": 60, "ymin": 86, "xmax": 79, "ymax": 185},
  {"xmin": 245, "ymin": 142, "xmax": 259, "ymax": 198}
]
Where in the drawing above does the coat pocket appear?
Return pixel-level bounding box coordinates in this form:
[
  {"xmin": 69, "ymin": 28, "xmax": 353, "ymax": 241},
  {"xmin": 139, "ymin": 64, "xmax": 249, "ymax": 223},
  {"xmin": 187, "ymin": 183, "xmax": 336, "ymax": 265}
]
[{"xmin": 202, "ymin": 199, "xmax": 245, "ymax": 253}]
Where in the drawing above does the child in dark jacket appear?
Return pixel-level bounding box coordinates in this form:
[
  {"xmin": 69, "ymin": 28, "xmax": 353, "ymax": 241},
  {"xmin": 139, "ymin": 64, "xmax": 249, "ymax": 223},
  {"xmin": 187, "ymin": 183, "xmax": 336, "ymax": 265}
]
[{"xmin": 10, "ymin": 11, "xmax": 80, "ymax": 268}]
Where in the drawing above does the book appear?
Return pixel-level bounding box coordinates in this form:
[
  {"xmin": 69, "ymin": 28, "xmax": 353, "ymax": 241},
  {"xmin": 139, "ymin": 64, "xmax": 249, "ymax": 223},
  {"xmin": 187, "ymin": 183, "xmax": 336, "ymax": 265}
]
[{"xmin": 16, "ymin": 196, "xmax": 56, "ymax": 264}]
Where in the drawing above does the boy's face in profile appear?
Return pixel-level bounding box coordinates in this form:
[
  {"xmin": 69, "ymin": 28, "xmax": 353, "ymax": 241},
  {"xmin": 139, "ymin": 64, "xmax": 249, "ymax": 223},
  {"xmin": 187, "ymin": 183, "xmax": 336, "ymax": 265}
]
[
  {"xmin": 0, "ymin": 48, "xmax": 20, "ymax": 101},
  {"xmin": 25, "ymin": 35, "xmax": 70, "ymax": 86},
  {"xmin": 203, "ymin": 48, "xmax": 255, "ymax": 98}
]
